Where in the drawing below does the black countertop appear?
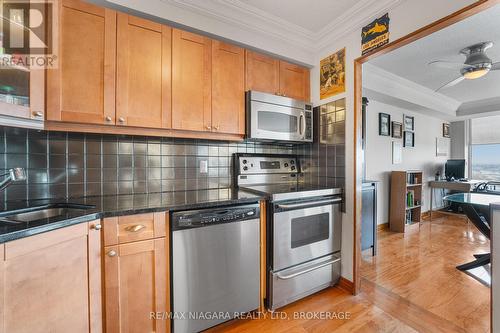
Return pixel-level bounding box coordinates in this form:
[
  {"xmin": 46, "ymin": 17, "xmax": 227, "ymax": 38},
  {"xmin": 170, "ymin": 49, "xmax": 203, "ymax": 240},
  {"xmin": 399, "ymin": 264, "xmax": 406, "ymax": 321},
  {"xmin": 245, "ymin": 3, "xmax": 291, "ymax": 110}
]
[{"xmin": 0, "ymin": 188, "xmax": 264, "ymax": 243}]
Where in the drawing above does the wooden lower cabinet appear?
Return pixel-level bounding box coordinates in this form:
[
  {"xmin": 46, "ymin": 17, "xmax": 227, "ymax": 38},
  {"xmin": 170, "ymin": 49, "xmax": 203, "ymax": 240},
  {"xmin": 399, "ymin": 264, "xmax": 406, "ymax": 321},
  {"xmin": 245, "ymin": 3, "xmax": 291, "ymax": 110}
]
[
  {"xmin": 104, "ymin": 238, "xmax": 168, "ymax": 333},
  {"xmin": 0, "ymin": 221, "xmax": 102, "ymax": 333}
]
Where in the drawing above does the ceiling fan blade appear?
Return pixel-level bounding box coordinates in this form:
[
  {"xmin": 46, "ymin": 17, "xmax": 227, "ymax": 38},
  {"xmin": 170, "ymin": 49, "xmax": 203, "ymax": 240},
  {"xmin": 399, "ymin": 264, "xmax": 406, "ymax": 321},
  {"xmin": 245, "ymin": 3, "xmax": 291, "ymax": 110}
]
[
  {"xmin": 491, "ymin": 62, "xmax": 500, "ymax": 70},
  {"xmin": 435, "ymin": 76, "xmax": 465, "ymax": 91},
  {"xmin": 428, "ymin": 60, "xmax": 471, "ymax": 70}
]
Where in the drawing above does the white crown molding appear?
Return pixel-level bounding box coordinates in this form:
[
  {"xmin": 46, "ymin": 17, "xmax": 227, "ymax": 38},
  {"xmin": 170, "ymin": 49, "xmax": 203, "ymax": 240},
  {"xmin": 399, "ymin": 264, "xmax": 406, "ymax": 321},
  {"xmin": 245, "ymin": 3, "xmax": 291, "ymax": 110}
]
[
  {"xmin": 162, "ymin": 0, "xmax": 405, "ymax": 56},
  {"xmin": 363, "ymin": 63, "xmax": 461, "ymax": 117},
  {"xmin": 163, "ymin": 0, "xmax": 316, "ymax": 50}
]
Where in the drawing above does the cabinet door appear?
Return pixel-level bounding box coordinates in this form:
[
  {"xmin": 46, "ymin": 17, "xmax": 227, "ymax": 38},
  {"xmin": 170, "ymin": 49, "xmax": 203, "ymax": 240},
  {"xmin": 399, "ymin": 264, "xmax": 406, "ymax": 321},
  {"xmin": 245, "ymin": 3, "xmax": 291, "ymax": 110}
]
[
  {"xmin": 105, "ymin": 238, "xmax": 168, "ymax": 333},
  {"xmin": 172, "ymin": 29, "xmax": 212, "ymax": 132},
  {"xmin": 1, "ymin": 222, "xmax": 102, "ymax": 333},
  {"xmin": 245, "ymin": 50, "xmax": 279, "ymax": 95},
  {"xmin": 47, "ymin": 0, "xmax": 116, "ymax": 125},
  {"xmin": 116, "ymin": 14, "xmax": 172, "ymax": 128},
  {"xmin": 0, "ymin": 0, "xmax": 45, "ymax": 121},
  {"xmin": 279, "ymin": 61, "xmax": 310, "ymax": 101},
  {"xmin": 212, "ymin": 41, "xmax": 245, "ymax": 135}
]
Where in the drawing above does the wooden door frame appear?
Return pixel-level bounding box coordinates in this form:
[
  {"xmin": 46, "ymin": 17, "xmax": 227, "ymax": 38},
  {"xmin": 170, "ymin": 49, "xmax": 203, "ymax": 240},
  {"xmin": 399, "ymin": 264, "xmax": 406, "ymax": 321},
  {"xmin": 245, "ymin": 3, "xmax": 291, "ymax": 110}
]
[{"xmin": 352, "ymin": 0, "xmax": 500, "ymax": 295}]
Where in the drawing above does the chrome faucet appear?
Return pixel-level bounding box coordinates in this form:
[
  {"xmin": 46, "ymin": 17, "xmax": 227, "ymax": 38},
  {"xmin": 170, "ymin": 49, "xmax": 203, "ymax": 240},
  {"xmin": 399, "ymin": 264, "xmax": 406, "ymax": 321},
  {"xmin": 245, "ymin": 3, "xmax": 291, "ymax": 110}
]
[{"xmin": 0, "ymin": 168, "xmax": 26, "ymax": 192}]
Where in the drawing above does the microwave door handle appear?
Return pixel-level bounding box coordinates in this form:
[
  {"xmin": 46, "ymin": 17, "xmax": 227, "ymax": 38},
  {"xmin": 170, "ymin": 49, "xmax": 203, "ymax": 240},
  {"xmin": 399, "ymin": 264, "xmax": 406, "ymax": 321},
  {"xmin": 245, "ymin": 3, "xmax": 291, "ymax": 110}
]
[{"xmin": 299, "ymin": 113, "xmax": 305, "ymax": 137}]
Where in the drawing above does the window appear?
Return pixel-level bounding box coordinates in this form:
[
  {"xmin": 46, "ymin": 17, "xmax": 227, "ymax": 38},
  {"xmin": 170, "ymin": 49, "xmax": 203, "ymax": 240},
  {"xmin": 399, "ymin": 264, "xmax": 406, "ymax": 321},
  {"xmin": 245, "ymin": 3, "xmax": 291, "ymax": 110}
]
[
  {"xmin": 471, "ymin": 144, "xmax": 500, "ymax": 181},
  {"xmin": 470, "ymin": 116, "xmax": 500, "ymax": 181}
]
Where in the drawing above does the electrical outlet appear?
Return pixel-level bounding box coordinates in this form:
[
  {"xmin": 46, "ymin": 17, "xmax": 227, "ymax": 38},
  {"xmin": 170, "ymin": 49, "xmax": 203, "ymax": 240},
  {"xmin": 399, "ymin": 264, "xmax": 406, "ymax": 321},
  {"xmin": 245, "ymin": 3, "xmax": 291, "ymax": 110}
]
[{"xmin": 200, "ymin": 160, "xmax": 208, "ymax": 174}]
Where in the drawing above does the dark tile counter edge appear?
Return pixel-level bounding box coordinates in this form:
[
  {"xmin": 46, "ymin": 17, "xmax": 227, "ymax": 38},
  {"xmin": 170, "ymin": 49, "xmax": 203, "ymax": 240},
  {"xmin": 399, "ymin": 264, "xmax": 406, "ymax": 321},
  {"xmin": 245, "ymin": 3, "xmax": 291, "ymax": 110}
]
[{"xmin": 0, "ymin": 196, "xmax": 264, "ymax": 244}]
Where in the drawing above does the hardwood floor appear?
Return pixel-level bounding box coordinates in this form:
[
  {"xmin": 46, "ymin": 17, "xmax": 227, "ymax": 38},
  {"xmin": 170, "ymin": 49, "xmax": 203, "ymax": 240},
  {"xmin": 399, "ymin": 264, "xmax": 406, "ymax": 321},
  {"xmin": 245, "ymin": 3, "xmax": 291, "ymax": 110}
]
[
  {"xmin": 211, "ymin": 215, "xmax": 490, "ymax": 333},
  {"xmin": 361, "ymin": 216, "xmax": 490, "ymax": 333}
]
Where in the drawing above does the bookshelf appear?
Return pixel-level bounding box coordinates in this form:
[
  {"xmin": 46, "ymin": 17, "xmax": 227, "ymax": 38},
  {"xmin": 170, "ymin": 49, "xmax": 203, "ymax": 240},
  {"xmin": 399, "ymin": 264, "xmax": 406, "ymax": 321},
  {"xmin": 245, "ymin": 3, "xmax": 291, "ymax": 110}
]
[{"xmin": 389, "ymin": 170, "xmax": 423, "ymax": 232}]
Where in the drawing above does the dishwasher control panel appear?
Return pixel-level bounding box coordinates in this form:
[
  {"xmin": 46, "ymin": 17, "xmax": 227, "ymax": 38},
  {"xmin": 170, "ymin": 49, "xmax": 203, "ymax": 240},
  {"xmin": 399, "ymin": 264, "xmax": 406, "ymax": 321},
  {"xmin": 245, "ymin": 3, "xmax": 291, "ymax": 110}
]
[{"xmin": 171, "ymin": 204, "xmax": 260, "ymax": 230}]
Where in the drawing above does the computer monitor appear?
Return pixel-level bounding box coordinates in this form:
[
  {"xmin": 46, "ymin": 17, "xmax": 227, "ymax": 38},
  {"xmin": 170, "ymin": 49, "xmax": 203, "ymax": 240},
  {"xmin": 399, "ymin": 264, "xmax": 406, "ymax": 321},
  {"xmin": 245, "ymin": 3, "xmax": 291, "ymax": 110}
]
[{"xmin": 445, "ymin": 159, "xmax": 466, "ymax": 180}]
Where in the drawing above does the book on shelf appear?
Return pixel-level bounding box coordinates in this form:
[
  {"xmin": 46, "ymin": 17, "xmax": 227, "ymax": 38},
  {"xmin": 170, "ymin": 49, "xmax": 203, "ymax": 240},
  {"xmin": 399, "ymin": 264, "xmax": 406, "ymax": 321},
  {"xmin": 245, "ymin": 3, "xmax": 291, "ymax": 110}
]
[
  {"xmin": 406, "ymin": 173, "xmax": 420, "ymax": 185},
  {"xmin": 407, "ymin": 190, "xmax": 415, "ymax": 207},
  {"xmin": 406, "ymin": 210, "xmax": 413, "ymax": 224}
]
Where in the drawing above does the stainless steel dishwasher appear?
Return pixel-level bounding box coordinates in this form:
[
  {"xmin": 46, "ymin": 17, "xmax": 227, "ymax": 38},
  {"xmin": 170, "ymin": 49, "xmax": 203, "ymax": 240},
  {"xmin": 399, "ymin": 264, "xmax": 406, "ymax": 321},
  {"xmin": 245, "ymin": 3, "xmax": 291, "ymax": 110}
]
[{"xmin": 171, "ymin": 204, "xmax": 260, "ymax": 333}]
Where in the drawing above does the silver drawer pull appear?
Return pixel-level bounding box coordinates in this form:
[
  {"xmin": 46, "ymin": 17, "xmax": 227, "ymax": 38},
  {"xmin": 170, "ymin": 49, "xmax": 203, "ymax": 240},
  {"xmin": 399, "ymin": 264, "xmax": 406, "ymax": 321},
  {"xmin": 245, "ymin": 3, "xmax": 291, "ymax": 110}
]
[
  {"xmin": 276, "ymin": 258, "xmax": 341, "ymax": 280},
  {"xmin": 125, "ymin": 224, "xmax": 145, "ymax": 232},
  {"xmin": 107, "ymin": 250, "xmax": 117, "ymax": 257},
  {"xmin": 277, "ymin": 198, "xmax": 342, "ymax": 210}
]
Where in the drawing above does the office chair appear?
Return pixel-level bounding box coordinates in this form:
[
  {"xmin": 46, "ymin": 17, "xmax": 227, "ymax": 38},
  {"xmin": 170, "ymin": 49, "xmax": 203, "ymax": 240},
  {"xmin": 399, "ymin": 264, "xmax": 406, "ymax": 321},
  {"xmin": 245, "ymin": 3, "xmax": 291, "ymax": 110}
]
[{"xmin": 456, "ymin": 204, "xmax": 490, "ymax": 271}]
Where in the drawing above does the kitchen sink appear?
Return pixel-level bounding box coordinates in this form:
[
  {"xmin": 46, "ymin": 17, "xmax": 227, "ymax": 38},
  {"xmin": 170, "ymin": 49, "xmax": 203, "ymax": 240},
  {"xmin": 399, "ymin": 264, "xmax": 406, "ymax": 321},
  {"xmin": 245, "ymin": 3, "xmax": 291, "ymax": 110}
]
[{"xmin": 0, "ymin": 203, "xmax": 96, "ymax": 224}]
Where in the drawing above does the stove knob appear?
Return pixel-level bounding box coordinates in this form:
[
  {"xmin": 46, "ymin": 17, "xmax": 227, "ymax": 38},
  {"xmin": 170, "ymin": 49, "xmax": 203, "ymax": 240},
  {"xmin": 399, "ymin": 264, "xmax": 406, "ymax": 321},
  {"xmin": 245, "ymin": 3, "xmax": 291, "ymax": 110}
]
[
  {"xmin": 242, "ymin": 159, "xmax": 247, "ymax": 164},
  {"xmin": 290, "ymin": 160, "xmax": 295, "ymax": 164},
  {"xmin": 284, "ymin": 163, "xmax": 289, "ymax": 167},
  {"xmin": 291, "ymin": 166, "xmax": 296, "ymax": 171},
  {"xmin": 243, "ymin": 166, "xmax": 248, "ymax": 171}
]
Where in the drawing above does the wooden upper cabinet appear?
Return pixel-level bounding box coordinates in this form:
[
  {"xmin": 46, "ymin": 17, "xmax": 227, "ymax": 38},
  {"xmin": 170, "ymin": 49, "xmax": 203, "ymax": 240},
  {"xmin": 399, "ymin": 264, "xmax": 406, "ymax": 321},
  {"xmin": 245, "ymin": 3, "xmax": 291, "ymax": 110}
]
[
  {"xmin": 172, "ymin": 29, "xmax": 212, "ymax": 132},
  {"xmin": 212, "ymin": 41, "xmax": 245, "ymax": 135},
  {"xmin": 116, "ymin": 14, "xmax": 172, "ymax": 128},
  {"xmin": 104, "ymin": 238, "xmax": 168, "ymax": 333},
  {"xmin": 245, "ymin": 50, "xmax": 279, "ymax": 95},
  {"xmin": 47, "ymin": 0, "xmax": 116, "ymax": 125},
  {"xmin": 245, "ymin": 50, "xmax": 310, "ymax": 102},
  {"xmin": 0, "ymin": 222, "xmax": 102, "ymax": 333},
  {"xmin": 279, "ymin": 61, "xmax": 310, "ymax": 102}
]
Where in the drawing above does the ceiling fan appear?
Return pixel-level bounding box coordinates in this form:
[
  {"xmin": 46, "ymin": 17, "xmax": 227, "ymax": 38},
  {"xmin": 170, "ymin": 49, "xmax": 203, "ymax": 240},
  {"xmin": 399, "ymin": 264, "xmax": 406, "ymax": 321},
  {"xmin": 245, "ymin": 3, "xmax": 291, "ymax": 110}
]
[{"xmin": 428, "ymin": 41, "xmax": 500, "ymax": 91}]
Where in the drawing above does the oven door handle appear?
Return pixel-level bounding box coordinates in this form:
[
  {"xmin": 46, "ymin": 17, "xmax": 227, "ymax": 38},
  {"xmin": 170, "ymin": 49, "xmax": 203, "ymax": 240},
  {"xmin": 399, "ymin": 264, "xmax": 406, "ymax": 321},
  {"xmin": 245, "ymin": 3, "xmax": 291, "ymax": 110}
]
[
  {"xmin": 276, "ymin": 257, "xmax": 341, "ymax": 280},
  {"xmin": 276, "ymin": 198, "xmax": 342, "ymax": 210}
]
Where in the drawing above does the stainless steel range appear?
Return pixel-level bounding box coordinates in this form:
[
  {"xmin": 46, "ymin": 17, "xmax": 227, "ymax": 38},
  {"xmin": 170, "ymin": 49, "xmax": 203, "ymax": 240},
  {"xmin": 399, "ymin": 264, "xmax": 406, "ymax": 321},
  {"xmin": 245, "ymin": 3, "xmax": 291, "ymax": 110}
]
[{"xmin": 234, "ymin": 153, "xmax": 342, "ymax": 311}]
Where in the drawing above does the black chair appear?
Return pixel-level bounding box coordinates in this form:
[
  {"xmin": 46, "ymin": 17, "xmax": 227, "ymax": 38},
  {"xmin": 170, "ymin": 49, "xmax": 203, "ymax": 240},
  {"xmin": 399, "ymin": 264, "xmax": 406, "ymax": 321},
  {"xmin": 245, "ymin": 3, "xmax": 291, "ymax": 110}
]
[{"xmin": 456, "ymin": 204, "xmax": 490, "ymax": 271}]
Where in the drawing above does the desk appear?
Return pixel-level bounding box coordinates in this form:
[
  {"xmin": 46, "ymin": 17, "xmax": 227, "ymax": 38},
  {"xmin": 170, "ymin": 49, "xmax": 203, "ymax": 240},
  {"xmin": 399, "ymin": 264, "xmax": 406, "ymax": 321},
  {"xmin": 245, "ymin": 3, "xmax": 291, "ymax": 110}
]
[
  {"xmin": 429, "ymin": 180, "xmax": 483, "ymax": 220},
  {"xmin": 444, "ymin": 192, "xmax": 500, "ymax": 208}
]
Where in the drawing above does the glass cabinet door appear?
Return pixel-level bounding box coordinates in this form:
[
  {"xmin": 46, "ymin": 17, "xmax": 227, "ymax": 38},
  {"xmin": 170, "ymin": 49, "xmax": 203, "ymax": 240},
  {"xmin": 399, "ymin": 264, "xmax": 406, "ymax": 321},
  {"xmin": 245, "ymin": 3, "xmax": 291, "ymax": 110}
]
[{"xmin": 0, "ymin": 0, "xmax": 45, "ymax": 121}]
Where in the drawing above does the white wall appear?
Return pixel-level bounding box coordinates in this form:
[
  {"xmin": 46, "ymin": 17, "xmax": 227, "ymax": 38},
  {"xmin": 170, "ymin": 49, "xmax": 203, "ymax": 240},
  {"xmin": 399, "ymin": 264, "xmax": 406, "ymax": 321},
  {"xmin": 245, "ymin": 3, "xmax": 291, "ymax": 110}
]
[
  {"xmin": 365, "ymin": 101, "xmax": 450, "ymax": 225},
  {"xmin": 311, "ymin": 0, "xmax": 476, "ymax": 281}
]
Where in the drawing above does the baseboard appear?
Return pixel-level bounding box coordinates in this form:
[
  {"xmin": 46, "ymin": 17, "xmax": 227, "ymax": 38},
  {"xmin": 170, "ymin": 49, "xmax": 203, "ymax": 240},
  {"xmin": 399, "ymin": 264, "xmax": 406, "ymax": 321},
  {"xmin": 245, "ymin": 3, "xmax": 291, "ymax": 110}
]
[
  {"xmin": 337, "ymin": 277, "xmax": 355, "ymax": 294},
  {"xmin": 377, "ymin": 223, "xmax": 389, "ymax": 231}
]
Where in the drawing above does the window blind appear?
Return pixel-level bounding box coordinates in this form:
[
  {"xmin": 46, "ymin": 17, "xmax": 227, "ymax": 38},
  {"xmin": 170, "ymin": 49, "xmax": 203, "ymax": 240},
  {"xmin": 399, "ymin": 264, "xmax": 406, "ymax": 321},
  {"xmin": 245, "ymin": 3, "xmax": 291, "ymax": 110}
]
[{"xmin": 471, "ymin": 115, "xmax": 500, "ymax": 145}]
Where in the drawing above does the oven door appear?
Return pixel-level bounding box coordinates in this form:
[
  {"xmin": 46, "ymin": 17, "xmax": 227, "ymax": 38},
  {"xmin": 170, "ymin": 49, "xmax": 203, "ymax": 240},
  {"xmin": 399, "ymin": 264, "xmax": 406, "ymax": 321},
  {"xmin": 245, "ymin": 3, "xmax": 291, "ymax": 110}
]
[
  {"xmin": 249, "ymin": 100, "xmax": 305, "ymax": 142},
  {"xmin": 272, "ymin": 197, "xmax": 342, "ymax": 271}
]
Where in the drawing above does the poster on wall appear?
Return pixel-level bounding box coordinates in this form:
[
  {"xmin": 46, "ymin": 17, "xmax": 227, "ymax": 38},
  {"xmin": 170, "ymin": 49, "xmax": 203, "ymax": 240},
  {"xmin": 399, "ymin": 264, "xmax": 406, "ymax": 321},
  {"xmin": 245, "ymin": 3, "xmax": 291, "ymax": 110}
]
[
  {"xmin": 361, "ymin": 13, "xmax": 390, "ymax": 55},
  {"xmin": 392, "ymin": 141, "xmax": 402, "ymax": 164},
  {"xmin": 320, "ymin": 48, "xmax": 346, "ymax": 100}
]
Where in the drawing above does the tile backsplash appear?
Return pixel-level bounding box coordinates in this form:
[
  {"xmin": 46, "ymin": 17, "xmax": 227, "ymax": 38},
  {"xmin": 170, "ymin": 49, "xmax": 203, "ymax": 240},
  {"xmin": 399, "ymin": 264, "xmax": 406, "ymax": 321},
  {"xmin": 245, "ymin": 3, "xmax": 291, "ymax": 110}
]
[{"xmin": 0, "ymin": 127, "xmax": 314, "ymax": 201}]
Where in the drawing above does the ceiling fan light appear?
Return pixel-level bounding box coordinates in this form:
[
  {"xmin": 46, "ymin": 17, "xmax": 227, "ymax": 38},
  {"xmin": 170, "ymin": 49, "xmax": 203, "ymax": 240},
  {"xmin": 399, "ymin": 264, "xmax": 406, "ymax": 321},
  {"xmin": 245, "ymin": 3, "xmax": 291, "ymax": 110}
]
[{"xmin": 463, "ymin": 67, "xmax": 489, "ymax": 79}]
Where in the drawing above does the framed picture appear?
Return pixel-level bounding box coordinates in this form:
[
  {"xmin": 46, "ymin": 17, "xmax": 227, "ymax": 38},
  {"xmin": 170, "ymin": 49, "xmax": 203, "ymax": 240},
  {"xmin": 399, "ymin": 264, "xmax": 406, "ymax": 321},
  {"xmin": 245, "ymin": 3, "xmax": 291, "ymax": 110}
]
[
  {"xmin": 379, "ymin": 113, "xmax": 391, "ymax": 136},
  {"xmin": 391, "ymin": 121, "xmax": 402, "ymax": 138},
  {"xmin": 392, "ymin": 141, "xmax": 402, "ymax": 164},
  {"xmin": 443, "ymin": 123, "xmax": 450, "ymax": 138},
  {"xmin": 320, "ymin": 48, "xmax": 346, "ymax": 99},
  {"xmin": 403, "ymin": 131, "xmax": 414, "ymax": 147},
  {"xmin": 404, "ymin": 115, "xmax": 414, "ymax": 131}
]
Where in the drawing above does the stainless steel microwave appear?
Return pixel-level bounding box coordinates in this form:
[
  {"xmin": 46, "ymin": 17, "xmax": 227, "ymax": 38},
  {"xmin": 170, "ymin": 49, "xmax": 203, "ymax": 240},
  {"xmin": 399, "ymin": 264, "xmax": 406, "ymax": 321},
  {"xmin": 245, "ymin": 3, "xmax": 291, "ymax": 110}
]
[{"xmin": 246, "ymin": 91, "xmax": 313, "ymax": 143}]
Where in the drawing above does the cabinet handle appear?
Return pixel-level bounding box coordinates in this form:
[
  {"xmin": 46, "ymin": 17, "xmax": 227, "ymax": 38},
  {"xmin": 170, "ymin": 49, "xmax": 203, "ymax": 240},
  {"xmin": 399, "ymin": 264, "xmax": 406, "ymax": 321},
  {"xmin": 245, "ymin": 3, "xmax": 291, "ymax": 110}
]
[
  {"xmin": 118, "ymin": 117, "xmax": 125, "ymax": 123},
  {"xmin": 214, "ymin": 124, "xmax": 220, "ymax": 131},
  {"xmin": 105, "ymin": 116, "xmax": 112, "ymax": 122},
  {"xmin": 125, "ymin": 224, "xmax": 145, "ymax": 232},
  {"xmin": 107, "ymin": 250, "xmax": 117, "ymax": 257},
  {"xmin": 32, "ymin": 111, "xmax": 43, "ymax": 118},
  {"xmin": 205, "ymin": 125, "xmax": 212, "ymax": 130},
  {"xmin": 282, "ymin": 93, "xmax": 287, "ymax": 97},
  {"xmin": 92, "ymin": 224, "xmax": 102, "ymax": 230}
]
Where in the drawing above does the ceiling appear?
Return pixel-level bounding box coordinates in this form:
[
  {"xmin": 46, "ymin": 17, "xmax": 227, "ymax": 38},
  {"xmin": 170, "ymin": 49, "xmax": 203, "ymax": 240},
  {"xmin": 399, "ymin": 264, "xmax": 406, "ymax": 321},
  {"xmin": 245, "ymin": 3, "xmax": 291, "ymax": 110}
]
[
  {"xmin": 366, "ymin": 4, "xmax": 500, "ymax": 119},
  {"xmin": 239, "ymin": 0, "xmax": 360, "ymax": 33}
]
